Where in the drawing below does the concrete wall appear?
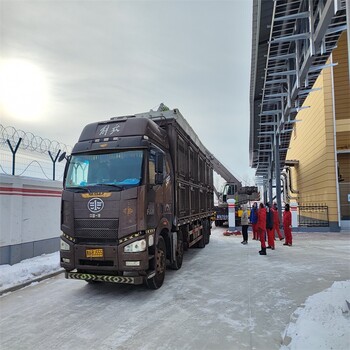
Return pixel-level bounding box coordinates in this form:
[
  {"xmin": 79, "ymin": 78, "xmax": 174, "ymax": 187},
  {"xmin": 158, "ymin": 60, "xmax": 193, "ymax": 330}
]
[{"xmin": 0, "ymin": 174, "xmax": 62, "ymax": 265}]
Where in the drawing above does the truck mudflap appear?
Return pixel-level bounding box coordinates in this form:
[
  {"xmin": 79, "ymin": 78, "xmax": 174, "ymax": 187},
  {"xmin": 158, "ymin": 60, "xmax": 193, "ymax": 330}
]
[{"xmin": 66, "ymin": 271, "xmax": 144, "ymax": 285}]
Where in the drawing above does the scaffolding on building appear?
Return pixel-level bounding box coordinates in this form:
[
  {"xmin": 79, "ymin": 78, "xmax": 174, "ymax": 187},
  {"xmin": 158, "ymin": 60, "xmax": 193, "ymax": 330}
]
[{"xmin": 249, "ymin": 0, "xmax": 348, "ymax": 212}]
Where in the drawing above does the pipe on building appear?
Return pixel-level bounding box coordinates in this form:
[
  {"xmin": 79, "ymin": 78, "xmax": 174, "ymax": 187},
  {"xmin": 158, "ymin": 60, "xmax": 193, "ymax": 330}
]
[
  {"xmin": 285, "ymin": 167, "xmax": 299, "ymax": 194},
  {"xmin": 280, "ymin": 172, "xmax": 289, "ymax": 203},
  {"xmin": 330, "ymin": 53, "xmax": 341, "ymax": 226},
  {"xmin": 281, "ymin": 171, "xmax": 298, "ymax": 204}
]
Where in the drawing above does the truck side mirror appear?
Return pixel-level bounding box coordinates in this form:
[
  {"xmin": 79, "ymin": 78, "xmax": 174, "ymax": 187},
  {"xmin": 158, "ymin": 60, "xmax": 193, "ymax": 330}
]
[
  {"xmin": 155, "ymin": 153, "xmax": 164, "ymax": 185},
  {"xmin": 155, "ymin": 173, "xmax": 163, "ymax": 185},
  {"xmin": 58, "ymin": 152, "xmax": 67, "ymax": 162},
  {"xmin": 156, "ymin": 153, "xmax": 164, "ymax": 173},
  {"xmin": 58, "ymin": 152, "xmax": 71, "ymax": 162}
]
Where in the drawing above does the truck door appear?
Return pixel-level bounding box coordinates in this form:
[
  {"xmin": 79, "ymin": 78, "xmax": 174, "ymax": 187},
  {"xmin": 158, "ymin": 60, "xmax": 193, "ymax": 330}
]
[
  {"xmin": 163, "ymin": 156, "xmax": 173, "ymax": 224},
  {"xmin": 148, "ymin": 148, "xmax": 169, "ymax": 228}
]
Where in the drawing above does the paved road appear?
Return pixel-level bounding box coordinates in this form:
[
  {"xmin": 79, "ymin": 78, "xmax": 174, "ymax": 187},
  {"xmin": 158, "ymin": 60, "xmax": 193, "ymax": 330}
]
[{"xmin": 1, "ymin": 227, "xmax": 349, "ymax": 350}]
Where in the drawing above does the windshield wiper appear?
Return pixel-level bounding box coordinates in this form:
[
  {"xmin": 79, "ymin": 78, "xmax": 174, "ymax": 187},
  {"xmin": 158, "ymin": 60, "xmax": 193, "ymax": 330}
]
[
  {"xmin": 94, "ymin": 183, "xmax": 124, "ymax": 191},
  {"xmin": 66, "ymin": 186, "xmax": 91, "ymax": 193}
]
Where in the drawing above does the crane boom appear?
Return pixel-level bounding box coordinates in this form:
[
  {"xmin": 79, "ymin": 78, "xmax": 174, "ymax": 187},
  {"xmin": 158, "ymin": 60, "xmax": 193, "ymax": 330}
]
[{"xmin": 208, "ymin": 157, "xmax": 241, "ymax": 186}]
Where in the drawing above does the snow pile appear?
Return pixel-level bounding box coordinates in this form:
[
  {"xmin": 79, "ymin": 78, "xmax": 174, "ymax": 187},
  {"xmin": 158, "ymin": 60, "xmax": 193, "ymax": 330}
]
[
  {"xmin": 281, "ymin": 280, "xmax": 350, "ymax": 350},
  {"xmin": 0, "ymin": 252, "xmax": 61, "ymax": 292}
]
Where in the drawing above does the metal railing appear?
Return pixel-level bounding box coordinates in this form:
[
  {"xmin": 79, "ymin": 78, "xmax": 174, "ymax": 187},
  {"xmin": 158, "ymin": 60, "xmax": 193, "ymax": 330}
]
[
  {"xmin": 298, "ymin": 204, "xmax": 329, "ymax": 227},
  {"xmin": 0, "ymin": 124, "xmax": 72, "ymax": 181}
]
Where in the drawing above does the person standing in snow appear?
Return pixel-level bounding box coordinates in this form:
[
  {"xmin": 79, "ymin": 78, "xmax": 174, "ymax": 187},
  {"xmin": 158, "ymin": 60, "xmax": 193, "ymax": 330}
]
[
  {"xmin": 272, "ymin": 202, "xmax": 284, "ymax": 241},
  {"xmin": 241, "ymin": 204, "xmax": 249, "ymax": 245},
  {"xmin": 283, "ymin": 203, "xmax": 292, "ymax": 246},
  {"xmin": 266, "ymin": 203, "xmax": 275, "ymax": 250},
  {"xmin": 249, "ymin": 202, "xmax": 258, "ymax": 240},
  {"xmin": 257, "ymin": 202, "xmax": 267, "ymax": 255}
]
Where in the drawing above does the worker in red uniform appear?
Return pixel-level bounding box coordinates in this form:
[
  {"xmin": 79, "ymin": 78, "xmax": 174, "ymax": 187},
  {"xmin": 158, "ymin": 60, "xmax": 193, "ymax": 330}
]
[
  {"xmin": 257, "ymin": 202, "xmax": 267, "ymax": 255},
  {"xmin": 272, "ymin": 202, "xmax": 284, "ymax": 241},
  {"xmin": 266, "ymin": 203, "xmax": 275, "ymax": 250},
  {"xmin": 283, "ymin": 203, "xmax": 292, "ymax": 246}
]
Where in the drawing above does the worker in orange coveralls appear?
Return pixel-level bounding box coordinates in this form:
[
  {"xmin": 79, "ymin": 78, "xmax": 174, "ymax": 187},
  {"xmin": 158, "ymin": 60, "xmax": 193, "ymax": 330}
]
[
  {"xmin": 257, "ymin": 202, "xmax": 267, "ymax": 255},
  {"xmin": 283, "ymin": 203, "xmax": 292, "ymax": 246},
  {"xmin": 272, "ymin": 202, "xmax": 284, "ymax": 241},
  {"xmin": 266, "ymin": 203, "xmax": 275, "ymax": 250}
]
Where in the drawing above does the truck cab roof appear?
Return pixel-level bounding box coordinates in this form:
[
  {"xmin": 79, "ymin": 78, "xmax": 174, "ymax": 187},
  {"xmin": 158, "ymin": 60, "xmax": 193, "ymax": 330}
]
[{"xmin": 72, "ymin": 116, "xmax": 168, "ymax": 154}]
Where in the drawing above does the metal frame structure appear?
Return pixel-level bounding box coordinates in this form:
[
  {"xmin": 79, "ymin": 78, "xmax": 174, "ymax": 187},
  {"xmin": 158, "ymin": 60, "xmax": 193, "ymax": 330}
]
[{"xmin": 250, "ymin": 0, "xmax": 347, "ymax": 206}]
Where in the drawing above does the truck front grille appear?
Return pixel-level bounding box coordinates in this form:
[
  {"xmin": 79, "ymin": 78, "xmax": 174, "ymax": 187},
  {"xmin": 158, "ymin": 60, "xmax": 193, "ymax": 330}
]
[
  {"xmin": 79, "ymin": 259, "xmax": 114, "ymax": 267},
  {"xmin": 74, "ymin": 219, "xmax": 119, "ymax": 240}
]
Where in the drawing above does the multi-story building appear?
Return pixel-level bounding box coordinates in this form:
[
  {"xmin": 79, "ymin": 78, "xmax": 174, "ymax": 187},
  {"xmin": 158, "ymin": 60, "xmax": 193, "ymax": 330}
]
[
  {"xmin": 250, "ymin": 0, "xmax": 349, "ymax": 231},
  {"xmin": 286, "ymin": 33, "xmax": 349, "ymax": 230}
]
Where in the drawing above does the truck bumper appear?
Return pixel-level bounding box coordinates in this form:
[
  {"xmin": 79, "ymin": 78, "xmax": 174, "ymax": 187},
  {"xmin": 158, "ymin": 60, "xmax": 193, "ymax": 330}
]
[
  {"xmin": 66, "ymin": 271, "xmax": 144, "ymax": 285},
  {"xmin": 60, "ymin": 243, "xmax": 149, "ymax": 272}
]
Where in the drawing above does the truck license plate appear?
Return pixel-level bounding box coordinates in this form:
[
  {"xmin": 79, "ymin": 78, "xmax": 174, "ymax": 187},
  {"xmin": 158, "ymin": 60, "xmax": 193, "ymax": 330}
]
[{"xmin": 86, "ymin": 248, "xmax": 104, "ymax": 258}]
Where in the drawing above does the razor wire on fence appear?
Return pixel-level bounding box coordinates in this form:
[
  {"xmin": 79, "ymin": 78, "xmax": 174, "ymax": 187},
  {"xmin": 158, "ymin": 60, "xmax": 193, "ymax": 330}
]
[{"xmin": 0, "ymin": 124, "xmax": 72, "ymax": 181}]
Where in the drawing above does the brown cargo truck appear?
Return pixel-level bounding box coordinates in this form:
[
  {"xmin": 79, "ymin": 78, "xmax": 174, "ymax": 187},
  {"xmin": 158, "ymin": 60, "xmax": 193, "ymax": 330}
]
[{"xmin": 59, "ymin": 107, "xmax": 214, "ymax": 289}]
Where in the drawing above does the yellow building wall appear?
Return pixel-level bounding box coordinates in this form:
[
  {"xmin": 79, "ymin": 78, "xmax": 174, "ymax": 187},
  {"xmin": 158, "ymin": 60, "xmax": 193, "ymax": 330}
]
[
  {"xmin": 333, "ymin": 32, "xmax": 350, "ymax": 221},
  {"xmin": 286, "ymin": 32, "xmax": 349, "ymax": 226},
  {"xmin": 333, "ymin": 33, "xmax": 350, "ymax": 124}
]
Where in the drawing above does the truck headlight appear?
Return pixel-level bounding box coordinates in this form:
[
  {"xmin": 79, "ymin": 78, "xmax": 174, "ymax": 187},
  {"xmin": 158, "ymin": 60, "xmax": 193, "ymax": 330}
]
[
  {"xmin": 60, "ymin": 239, "xmax": 70, "ymax": 251},
  {"xmin": 124, "ymin": 239, "xmax": 146, "ymax": 253}
]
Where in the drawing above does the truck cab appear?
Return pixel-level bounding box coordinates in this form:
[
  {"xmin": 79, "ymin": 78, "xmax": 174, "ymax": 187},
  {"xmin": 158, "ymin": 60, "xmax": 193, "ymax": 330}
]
[{"xmin": 60, "ymin": 117, "xmax": 175, "ymax": 289}]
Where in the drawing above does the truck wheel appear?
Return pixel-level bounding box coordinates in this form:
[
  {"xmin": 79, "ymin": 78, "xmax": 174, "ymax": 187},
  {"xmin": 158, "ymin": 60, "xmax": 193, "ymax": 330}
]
[
  {"xmin": 183, "ymin": 227, "xmax": 189, "ymax": 251},
  {"xmin": 169, "ymin": 231, "xmax": 184, "ymax": 270},
  {"xmin": 204, "ymin": 220, "xmax": 211, "ymax": 245},
  {"xmin": 215, "ymin": 220, "xmax": 223, "ymax": 227},
  {"xmin": 196, "ymin": 225, "xmax": 206, "ymax": 248},
  {"xmin": 146, "ymin": 236, "xmax": 166, "ymax": 289},
  {"xmin": 205, "ymin": 230, "xmax": 210, "ymax": 244},
  {"xmin": 197, "ymin": 234, "xmax": 205, "ymax": 248}
]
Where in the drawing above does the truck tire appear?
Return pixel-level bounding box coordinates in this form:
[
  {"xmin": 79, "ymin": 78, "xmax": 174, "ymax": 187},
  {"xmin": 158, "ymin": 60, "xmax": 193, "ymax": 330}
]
[
  {"xmin": 205, "ymin": 231, "xmax": 210, "ymax": 244},
  {"xmin": 196, "ymin": 225, "xmax": 206, "ymax": 248},
  {"xmin": 183, "ymin": 226, "xmax": 189, "ymax": 251},
  {"xmin": 146, "ymin": 236, "xmax": 166, "ymax": 289},
  {"xmin": 169, "ymin": 231, "xmax": 184, "ymax": 270},
  {"xmin": 215, "ymin": 220, "xmax": 223, "ymax": 227},
  {"xmin": 197, "ymin": 234, "xmax": 205, "ymax": 248},
  {"xmin": 204, "ymin": 219, "xmax": 211, "ymax": 245}
]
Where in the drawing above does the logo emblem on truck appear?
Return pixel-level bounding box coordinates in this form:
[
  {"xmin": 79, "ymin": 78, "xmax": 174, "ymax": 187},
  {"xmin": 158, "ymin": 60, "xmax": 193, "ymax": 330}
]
[{"xmin": 88, "ymin": 198, "xmax": 104, "ymax": 213}]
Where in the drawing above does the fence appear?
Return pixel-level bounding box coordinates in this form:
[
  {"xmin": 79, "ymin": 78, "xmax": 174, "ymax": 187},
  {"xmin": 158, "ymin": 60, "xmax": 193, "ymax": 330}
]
[
  {"xmin": 298, "ymin": 204, "xmax": 329, "ymax": 227},
  {"xmin": 0, "ymin": 124, "xmax": 72, "ymax": 181}
]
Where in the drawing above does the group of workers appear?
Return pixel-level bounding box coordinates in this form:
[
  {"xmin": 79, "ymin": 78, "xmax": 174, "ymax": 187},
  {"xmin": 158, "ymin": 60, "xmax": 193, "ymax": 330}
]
[{"xmin": 240, "ymin": 202, "xmax": 292, "ymax": 255}]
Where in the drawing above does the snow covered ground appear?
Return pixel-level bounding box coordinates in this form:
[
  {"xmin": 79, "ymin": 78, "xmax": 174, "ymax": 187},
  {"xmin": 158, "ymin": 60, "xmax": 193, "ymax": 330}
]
[
  {"xmin": 0, "ymin": 251, "xmax": 62, "ymax": 293},
  {"xmin": 281, "ymin": 280, "xmax": 350, "ymax": 350},
  {"xmin": 1, "ymin": 240, "xmax": 349, "ymax": 349}
]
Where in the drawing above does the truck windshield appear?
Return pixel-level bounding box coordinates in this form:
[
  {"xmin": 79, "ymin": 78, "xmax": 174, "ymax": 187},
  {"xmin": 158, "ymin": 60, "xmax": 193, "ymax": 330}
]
[{"xmin": 65, "ymin": 150, "xmax": 143, "ymax": 190}]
